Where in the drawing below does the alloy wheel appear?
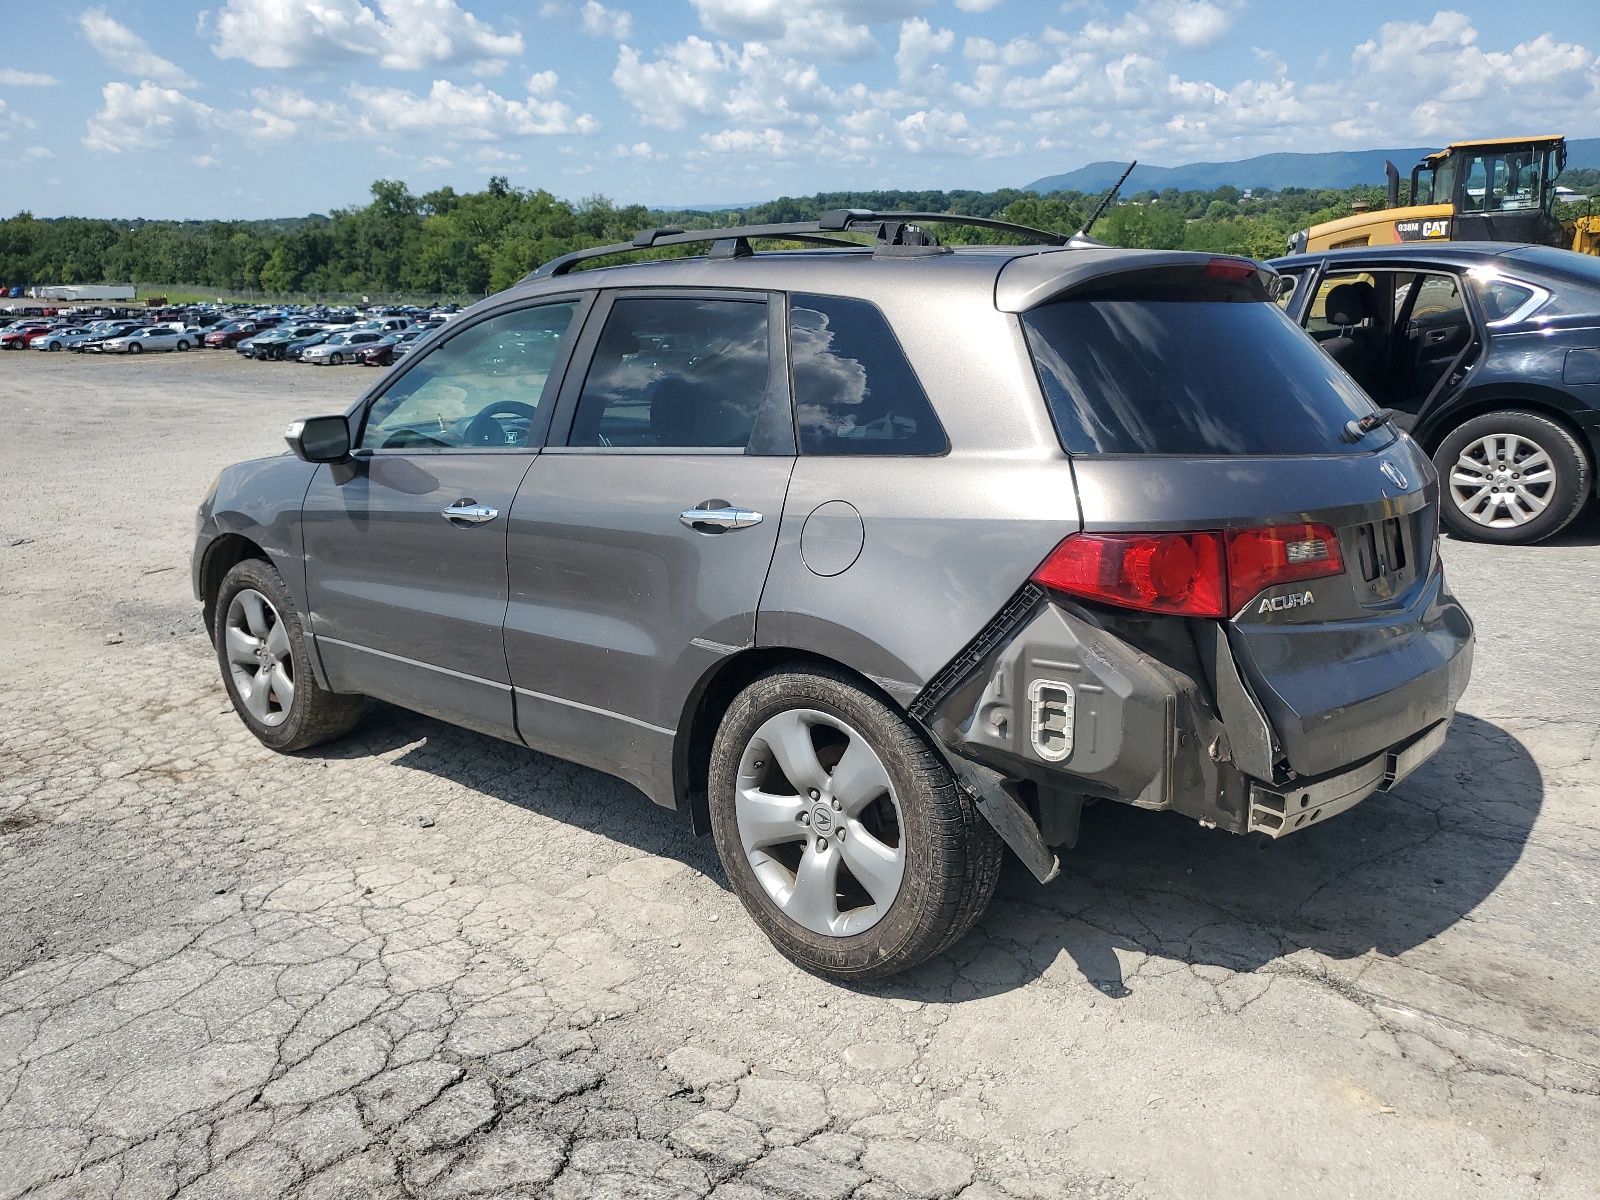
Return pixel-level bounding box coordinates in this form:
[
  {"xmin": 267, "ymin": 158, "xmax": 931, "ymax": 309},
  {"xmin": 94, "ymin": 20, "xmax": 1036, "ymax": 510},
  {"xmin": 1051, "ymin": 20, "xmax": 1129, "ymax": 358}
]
[
  {"xmin": 733, "ymin": 708, "xmax": 905, "ymax": 936},
  {"xmin": 1448, "ymin": 432, "xmax": 1556, "ymax": 529},
  {"xmin": 224, "ymin": 588, "xmax": 295, "ymax": 727}
]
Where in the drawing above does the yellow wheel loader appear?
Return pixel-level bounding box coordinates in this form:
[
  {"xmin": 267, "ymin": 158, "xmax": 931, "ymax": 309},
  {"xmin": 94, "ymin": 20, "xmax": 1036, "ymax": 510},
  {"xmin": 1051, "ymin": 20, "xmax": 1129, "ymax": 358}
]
[{"xmin": 1290, "ymin": 136, "xmax": 1597, "ymax": 255}]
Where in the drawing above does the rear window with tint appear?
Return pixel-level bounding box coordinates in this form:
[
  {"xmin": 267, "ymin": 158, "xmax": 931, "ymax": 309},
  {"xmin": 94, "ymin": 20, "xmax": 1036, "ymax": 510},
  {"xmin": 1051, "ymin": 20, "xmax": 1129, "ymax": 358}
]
[{"xmin": 1021, "ymin": 299, "xmax": 1388, "ymax": 456}]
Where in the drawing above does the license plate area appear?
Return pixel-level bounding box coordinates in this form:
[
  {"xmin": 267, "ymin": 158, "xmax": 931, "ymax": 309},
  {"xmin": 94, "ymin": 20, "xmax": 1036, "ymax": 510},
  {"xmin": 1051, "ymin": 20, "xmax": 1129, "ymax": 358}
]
[{"xmin": 1349, "ymin": 516, "xmax": 1415, "ymax": 602}]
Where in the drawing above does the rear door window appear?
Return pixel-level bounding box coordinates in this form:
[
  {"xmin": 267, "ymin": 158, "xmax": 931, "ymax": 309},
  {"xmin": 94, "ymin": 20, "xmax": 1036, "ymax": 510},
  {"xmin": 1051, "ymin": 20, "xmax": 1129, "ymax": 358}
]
[
  {"xmin": 788, "ymin": 294, "xmax": 947, "ymax": 455},
  {"xmin": 568, "ymin": 297, "xmax": 769, "ymax": 449},
  {"xmin": 1021, "ymin": 294, "xmax": 1386, "ymax": 456}
]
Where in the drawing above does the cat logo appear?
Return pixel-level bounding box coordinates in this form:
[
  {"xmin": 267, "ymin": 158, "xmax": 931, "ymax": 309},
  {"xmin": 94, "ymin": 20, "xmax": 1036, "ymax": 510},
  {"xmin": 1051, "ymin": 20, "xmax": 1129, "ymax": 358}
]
[
  {"xmin": 1258, "ymin": 590, "xmax": 1315, "ymax": 614},
  {"xmin": 1397, "ymin": 218, "xmax": 1452, "ymax": 241}
]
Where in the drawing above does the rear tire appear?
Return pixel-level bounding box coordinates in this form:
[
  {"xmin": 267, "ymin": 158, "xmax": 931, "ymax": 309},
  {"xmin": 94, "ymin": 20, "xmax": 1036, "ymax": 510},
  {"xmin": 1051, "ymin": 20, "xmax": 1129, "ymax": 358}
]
[
  {"xmin": 1434, "ymin": 410, "xmax": 1590, "ymax": 544},
  {"xmin": 214, "ymin": 558, "xmax": 364, "ymax": 753},
  {"xmin": 177, "ymin": 340, "xmax": 189, "ymax": 351},
  {"xmin": 708, "ymin": 666, "xmax": 1003, "ymax": 982}
]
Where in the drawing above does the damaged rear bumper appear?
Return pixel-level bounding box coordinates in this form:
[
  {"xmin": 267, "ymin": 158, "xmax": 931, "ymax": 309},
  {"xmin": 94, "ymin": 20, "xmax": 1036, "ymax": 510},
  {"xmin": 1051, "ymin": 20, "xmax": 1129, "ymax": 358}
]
[{"xmin": 910, "ymin": 582, "xmax": 1472, "ymax": 876}]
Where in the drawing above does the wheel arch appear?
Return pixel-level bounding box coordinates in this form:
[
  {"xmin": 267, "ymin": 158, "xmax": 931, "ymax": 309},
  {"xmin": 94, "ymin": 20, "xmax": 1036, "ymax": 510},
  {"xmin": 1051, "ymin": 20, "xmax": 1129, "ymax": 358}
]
[
  {"xmin": 1417, "ymin": 385, "xmax": 1599, "ymax": 482},
  {"xmin": 673, "ymin": 647, "xmax": 914, "ymax": 837},
  {"xmin": 199, "ymin": 533, "xmax": 270, "ymax": 636}
]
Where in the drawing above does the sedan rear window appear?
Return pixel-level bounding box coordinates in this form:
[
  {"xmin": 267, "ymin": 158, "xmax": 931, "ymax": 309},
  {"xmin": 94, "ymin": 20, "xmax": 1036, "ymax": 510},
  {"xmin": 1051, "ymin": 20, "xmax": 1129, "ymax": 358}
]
[{"xmin": 1021, "ymin": 298, "xmax": 1388, "ymax": 455}]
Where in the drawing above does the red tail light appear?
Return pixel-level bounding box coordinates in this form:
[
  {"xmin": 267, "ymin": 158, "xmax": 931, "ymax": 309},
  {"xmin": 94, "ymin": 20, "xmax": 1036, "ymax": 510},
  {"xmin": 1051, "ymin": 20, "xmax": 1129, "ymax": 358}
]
[
  {"xmin": 1030, "ymin": 532, "xmax": 1226, "ymax": 617},
  {"xmin": 1224, "ymin": 523, "xmax": 1343, "ymax": 615},
  {"xmin": 1032, "ymin": 523, "xmax": 1344, "ymax": 619}
]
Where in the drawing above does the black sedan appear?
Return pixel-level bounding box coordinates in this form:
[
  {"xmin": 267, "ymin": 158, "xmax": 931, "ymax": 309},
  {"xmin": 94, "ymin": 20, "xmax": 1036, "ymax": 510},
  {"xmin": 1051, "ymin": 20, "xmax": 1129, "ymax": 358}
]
[{"xmin": 1270, "ymin": 243, "xmax": 1600, "ymax": 544}]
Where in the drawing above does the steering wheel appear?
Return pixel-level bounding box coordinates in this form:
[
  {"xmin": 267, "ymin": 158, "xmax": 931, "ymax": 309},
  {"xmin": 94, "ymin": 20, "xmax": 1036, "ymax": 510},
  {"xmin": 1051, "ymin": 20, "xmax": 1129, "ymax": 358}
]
[{"xmin": 464, "ymin": 401, "xmax": 539, "ymax": 447}]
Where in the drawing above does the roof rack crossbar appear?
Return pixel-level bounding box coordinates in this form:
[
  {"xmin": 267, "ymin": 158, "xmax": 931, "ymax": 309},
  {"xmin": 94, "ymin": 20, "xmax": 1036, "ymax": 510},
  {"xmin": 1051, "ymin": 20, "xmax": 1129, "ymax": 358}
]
[{"xmin": 526, "ymin": 210, "xmax": 1067, "ymax": 280}]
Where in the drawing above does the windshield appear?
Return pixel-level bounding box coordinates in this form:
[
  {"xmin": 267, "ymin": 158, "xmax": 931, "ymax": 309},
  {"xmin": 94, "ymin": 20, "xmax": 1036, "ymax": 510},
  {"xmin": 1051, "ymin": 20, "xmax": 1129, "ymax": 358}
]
[{"xmin": 1021, "ymin": 298, "xmax": 1390, "ymax": 456}]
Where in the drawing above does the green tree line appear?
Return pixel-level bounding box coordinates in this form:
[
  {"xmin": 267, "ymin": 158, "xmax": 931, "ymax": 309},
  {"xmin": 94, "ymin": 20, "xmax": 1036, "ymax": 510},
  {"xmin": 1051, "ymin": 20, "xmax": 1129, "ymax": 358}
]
[{"xmin": 0, "ymin": 175, "xmax": 1466, "ymax": 299}]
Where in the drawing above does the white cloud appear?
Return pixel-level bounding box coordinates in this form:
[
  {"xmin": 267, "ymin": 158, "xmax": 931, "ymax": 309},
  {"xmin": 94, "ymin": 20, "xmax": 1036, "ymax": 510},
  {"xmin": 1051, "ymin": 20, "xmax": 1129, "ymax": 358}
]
[
  {"xmin": 84, "ymin": 81, "xmax": 214, "ymax": 152},
  {"xmin": 896, "ymin": 17, "xmax": 955, "ymax": 89},
  {"xmin": 688, "ymin": 0, "xmax": 925, "ymax": 62},
  {"xmin": 80, "ymin": 10, "xmax": 196, "ymax": 89},
  {"xmin": 954, "ymin": 0, "xmax": 1003, "ymax": 11},
  {"xmin": 189, "ymin": 154, "xmax": 220, "ymax": 167},
  {"xmin": 0, "ymin": 69, "xmax": 59, "ymax": 86},
  {"xmin": 0, "ymin": 99, "xmax": 33, "ymax": 140},
  {"xmin": 244, "ymin": 76, "xmax": 598, "ymax": 142},
  {"xmin": 211, "ymin": 0, "xmax": 523, "ymax": 74},
  {"xmin": 580, "ymin": 1, "xmax": 633, "ymax": 40},
  {"xmin": 614, "ymin": 37, "xmax": 730, "ymax": 130},
  {"xmin": 614, "ymin": 140, "xmax": 655, "ymax": 157},
  {"xmin": 24, "ymin": 145, "xmax": 54, "ymax": 159}
]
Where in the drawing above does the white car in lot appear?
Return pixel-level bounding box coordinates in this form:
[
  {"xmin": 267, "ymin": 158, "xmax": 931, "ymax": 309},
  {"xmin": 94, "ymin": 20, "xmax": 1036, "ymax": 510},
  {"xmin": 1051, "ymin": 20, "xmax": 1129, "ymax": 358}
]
[
  {"xmin": 33, "ymin": 325, "xmax": 105, "ymax": 351},
  {"xmin": 95, "ymin": 326, "xmax": 196, "ymax": 354},
  {"xmin": 299, "ymin": 329, "xmax": 385, "ymax": 365}
]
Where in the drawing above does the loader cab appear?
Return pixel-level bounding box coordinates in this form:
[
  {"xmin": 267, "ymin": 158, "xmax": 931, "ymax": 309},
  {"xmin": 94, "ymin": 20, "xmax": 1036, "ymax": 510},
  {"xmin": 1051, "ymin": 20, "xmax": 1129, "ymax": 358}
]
[{"xmin": 1410, "ymin": 138, "xmax": 1568, "ymax": 248}]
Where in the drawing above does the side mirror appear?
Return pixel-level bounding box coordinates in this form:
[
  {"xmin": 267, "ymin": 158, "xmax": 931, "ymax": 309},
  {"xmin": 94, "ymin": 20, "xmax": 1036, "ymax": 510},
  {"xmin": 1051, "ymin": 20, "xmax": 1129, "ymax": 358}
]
[{"xmin": 284, "ymin": 415, "xmax": 352, "ymax": 463}]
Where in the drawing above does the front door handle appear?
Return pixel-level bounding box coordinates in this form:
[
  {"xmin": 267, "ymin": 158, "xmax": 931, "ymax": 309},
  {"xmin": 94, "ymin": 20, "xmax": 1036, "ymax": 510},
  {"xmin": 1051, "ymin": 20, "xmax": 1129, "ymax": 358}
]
[
  {"xmin": 443, "ymin": 499, "xmax": 498, "ymax": 525},
  {"xmin": 680, "ymin": 505, "xmax": 763, "ymax": 532}
]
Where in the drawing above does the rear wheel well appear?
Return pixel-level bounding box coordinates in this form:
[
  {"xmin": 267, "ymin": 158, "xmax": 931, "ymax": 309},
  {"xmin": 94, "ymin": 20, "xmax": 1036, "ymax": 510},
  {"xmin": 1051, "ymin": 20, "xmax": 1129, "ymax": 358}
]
[
  {"xmin": 1420, "ymin": 395, "xmax": 1596, "ymax": 475},
  {"xmin": 201, "ymin": 534, "xmax": 269, "ymax": 635},
  {"xmin": 675, "ymin": 648, "xmax": 913, "ymax": 836}
]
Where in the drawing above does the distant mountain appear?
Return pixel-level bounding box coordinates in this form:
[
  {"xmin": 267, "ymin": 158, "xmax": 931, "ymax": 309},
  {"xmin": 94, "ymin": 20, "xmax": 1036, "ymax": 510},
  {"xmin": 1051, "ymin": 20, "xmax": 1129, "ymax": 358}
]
[{"xmin": 1025, "ymin": 138, "xmax": 1600, "ymax": 195}]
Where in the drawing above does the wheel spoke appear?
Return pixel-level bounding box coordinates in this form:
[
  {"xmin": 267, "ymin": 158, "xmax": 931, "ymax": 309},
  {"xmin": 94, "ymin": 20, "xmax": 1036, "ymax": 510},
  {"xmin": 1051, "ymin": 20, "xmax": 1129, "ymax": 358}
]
[
  {"xmin": 225, "ymin": 625, "xmax": 261, "ymax": 665},
  {"xmin": 267, "ymin": 664, "xmax": 295, "ymax": 712},
  {"xmin": 829, "ymin": 737, "xmax": 891, "ymax": 816},
  {"xmin": 764, "ymin": 710, "xmax": 829, "ymax": 795},
  {"xmin": 241, "ymin": 671, "xmax": 271, "ymax": 720},
  {"xmin": 238, "ymin": 591, "xmax": 270, "ymax": 638},
  {"xmin": 1512, "ymin": 485, "xmax": 1548, "ymax": 514},
  {"xmin": 1517, "ymin": 449, "xmax": 1551, "ymax": 472},
  {"xmin": 265, "ymin": 619, "xmax": 291, "ymax": 662},
  {"xmin": 838, "ymin": 823, "xmax": 904, "ymax": 907},
  {"xmin": 735, "ymin": 788, "xmax": 805, "ymax": 851},
  {"xmin": 1519, "ymin": 468, "xmax": 1554, "ymax": 486},
  {"xmin": 782, "ymin": 842, "xmax": 840, "ymax": 931},
  {"xmin": 1454, "ymin": 454, "xmax": 1489, "ymax": 477}
]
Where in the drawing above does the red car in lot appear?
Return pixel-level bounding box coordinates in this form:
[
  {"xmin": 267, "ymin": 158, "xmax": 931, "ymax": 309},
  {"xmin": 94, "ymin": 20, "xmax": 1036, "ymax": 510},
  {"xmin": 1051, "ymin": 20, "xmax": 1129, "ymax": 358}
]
[
  {"xmin": 203, "ymin": 319, "xmax": 276, "ymax": 349},
  {"xmin": 2, "ymin": 323, "xmax": 53, "ymax": 349}
]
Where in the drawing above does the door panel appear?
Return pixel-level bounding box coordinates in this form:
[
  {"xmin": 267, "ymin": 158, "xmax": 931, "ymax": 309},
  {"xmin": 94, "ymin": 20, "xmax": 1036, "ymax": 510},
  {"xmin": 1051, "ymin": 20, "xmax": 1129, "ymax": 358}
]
[
  {"xmin": 504, "ymin": 288, "xmax": 795, "ymax": 804},
  {"xmin": 505, "ymin": 454, "xmax": 792, "ymax": 797},
  {"xmin": 304, "ymin": 453, "xmax": 533, "ymax": 739},
  {"xmin": 300, "ymin": 298, "xmax": 584, "ymax": 742}
]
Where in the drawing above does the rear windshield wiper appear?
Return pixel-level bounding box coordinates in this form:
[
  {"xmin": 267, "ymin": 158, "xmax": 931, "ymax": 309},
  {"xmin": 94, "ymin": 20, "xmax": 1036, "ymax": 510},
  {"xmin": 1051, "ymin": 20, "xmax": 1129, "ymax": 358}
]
[{"xmin": 1343, "ymin": 408, "xmax": 1396, "ymax": 443}]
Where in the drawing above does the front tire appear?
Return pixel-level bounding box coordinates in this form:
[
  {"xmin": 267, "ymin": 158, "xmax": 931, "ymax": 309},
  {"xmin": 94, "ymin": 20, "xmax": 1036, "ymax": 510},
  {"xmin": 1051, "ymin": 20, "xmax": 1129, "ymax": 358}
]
[
  {"xmin": 708, "ymin": 667, "xmax": 1003, "ymax": 982},
  {"xmin": 329, "ymin": 351, "xmax": 344, "ymax": 365},
  {"xmin": 127, "ymin": 342, "xmax": 143, "ymax": 354},
  {"xmin": 214, "ymin": 558, "xmax": 364, "ymax": 753},
  {"xmin": 1434, "ymin": 410, "xmax": 1590, "ymax": 544}
]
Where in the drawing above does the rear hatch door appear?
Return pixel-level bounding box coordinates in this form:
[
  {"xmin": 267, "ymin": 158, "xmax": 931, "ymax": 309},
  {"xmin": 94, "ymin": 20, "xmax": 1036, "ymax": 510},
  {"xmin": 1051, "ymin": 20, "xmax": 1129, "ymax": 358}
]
[{"xmin": 1002, "ymin": 250, "xmax": 1474, "ymax": 779}]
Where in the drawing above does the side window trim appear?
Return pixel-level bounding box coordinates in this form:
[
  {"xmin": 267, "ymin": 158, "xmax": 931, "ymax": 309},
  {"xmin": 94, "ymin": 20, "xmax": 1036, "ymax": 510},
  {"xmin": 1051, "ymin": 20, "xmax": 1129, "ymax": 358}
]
[
  {"xmin": 543, "ymin": 286, "xmax": 789, "ymax": 455},
  {"xmin": 352, "ymin": 291, "xmax": 594, "ymax": 454}
]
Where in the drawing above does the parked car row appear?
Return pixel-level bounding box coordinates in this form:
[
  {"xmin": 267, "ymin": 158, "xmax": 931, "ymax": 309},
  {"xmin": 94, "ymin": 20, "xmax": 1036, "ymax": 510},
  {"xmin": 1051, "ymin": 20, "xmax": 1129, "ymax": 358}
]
[{"xmin": 0, "ymin": 301, "xmax": 458, "ymax": 364}]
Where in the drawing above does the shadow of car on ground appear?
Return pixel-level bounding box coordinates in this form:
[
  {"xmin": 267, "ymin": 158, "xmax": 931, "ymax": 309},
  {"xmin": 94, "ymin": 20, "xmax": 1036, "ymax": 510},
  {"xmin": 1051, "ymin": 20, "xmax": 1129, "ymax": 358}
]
[{"xmin": 314, "ymin": 708, "xmax": 1538, "ymax": 1002}]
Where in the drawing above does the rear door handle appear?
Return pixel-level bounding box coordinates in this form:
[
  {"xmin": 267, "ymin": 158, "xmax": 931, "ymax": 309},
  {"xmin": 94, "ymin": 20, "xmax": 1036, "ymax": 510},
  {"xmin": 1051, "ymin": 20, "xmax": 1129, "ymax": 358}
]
[
  {"xmin": 680, "ymin": 506, "xmax": 763, "ymax": 532},
  {"xmin": 442, "ymin": 500, "xmax": 498, "ymax": 524}
]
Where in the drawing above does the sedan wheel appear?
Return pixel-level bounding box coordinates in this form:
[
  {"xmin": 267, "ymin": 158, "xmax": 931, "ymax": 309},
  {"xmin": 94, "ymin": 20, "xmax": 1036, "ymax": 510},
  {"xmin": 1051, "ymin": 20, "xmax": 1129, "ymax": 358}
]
[
  {"xmin": 1435, "ymin": 410, "xmax": 1590, "ymax": 544},
  {"xmin": 709, "ymin": 667, "xmax": 1003, "ymax": 980},
  {"xmin": 224, "ymin": 588, "xmax": 295, "ymax": 728},
  {"xmin": 177, "ymin": 340, "xmax": 189, "ymax": 351},
  {"xmin": 48, "ymin": 341, "xmax": 61, "ymax": 351},
  {"xmin": 735, "ymin": 707, "xmax": 906, "ymax": 937},
  {"xmin": 128, "ymin": 342, "xmax": 143, "ymax": 354},
  {"xmin": 214, "ymin": 559, "xmax": 365, "ymax": 752}
]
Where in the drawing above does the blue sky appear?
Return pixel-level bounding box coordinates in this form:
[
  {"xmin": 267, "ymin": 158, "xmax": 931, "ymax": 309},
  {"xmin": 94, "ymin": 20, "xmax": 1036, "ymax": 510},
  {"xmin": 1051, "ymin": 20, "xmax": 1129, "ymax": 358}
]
[{"xmin": 1, "ymin": 1, "xmax": 1597, "ymax": 219}]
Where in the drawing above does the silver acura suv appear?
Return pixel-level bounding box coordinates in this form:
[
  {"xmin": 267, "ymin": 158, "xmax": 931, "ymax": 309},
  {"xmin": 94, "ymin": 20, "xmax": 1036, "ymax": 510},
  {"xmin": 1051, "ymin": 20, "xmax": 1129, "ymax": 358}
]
[{"xmin": 193, "ymin": 212, "xmax": 1474, "ymax": 981}]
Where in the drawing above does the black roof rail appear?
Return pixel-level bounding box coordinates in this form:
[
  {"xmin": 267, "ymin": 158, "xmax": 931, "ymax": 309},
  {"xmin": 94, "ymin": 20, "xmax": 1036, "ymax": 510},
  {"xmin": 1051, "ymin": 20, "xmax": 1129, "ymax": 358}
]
[{"xmin": 525, "ymin": 210, "xmax": 1068, "ymax": 281}]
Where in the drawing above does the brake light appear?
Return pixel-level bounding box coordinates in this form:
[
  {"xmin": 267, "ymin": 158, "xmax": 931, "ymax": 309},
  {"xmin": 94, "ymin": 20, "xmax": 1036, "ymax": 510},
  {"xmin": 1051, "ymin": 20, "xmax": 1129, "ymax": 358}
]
[
  {"xmin": 1225, "ymin": 523, "xmax": 1343, "ymax": 615},
  {"xmin": 1030, "ymin": 532, "xmax": 1226, "ymax": 617},
  {"xmin": 1205, "ymin": 256, "xmax": 1256, "ymax": 281},
  {"xmin": 1031, "ymin": 522, "xmax": 1345, "ymax": 619}
]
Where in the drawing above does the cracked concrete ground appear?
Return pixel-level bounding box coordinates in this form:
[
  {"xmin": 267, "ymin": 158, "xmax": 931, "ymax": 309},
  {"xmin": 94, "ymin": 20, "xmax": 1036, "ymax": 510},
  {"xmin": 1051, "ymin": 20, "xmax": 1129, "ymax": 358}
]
[{"xmin": 2, "ymin": 349, "xmax": 1598, "ymax": 1200}]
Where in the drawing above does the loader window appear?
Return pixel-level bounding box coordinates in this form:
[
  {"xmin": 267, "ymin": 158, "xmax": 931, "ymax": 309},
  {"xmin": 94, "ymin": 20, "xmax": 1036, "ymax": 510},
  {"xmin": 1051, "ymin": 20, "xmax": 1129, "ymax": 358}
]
[{"xmin": 1462, "ymin": 152, "xmax": 1543, "ymax": 213}]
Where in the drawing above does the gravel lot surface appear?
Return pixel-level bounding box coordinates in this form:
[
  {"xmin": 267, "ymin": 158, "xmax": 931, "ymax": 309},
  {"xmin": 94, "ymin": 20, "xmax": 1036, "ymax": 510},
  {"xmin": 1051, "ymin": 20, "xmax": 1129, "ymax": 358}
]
[{"xmin": 2, "ymin": 349, "xmax": 1598, "ymax": 1200}]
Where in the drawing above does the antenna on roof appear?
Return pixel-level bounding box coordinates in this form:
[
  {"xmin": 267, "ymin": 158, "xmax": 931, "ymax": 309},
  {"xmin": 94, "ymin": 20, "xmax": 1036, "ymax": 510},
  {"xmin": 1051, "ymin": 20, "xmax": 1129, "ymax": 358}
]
[{"xmin": 1073, "ymin": 160, "xmax": 1137, "ymax": 244}]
